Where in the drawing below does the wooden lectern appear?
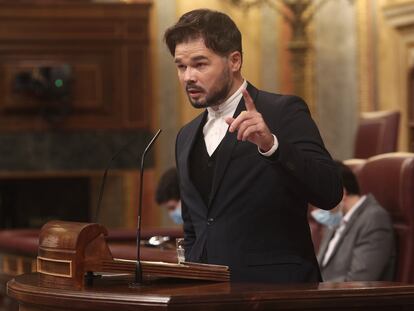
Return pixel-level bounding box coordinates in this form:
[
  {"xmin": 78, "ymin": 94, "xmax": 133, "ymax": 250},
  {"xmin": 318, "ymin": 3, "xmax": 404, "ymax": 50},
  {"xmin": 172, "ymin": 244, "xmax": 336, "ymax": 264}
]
[
  {"xmin": 36, "ymin": 220, "xmax": 229, "ymax": 289},
  {"xmin": 7, "ymin": 220, "xmax": 414, "ymax": 310}
]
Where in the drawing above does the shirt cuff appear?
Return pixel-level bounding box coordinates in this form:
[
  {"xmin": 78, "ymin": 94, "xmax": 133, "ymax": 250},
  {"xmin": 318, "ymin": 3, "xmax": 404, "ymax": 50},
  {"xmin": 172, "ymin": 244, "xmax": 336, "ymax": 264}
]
[{"xmin": 258, "ymin": 134, "xmax": 279, "ymax": 157}]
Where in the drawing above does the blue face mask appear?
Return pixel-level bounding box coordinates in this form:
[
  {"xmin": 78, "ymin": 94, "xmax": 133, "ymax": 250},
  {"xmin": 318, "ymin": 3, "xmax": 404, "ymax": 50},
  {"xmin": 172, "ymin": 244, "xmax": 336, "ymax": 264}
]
[
  {"xmin": 311, "ymin": 209, "xmax": 343, "ymax": 229},
  {"xmin": 169, "ymin": 203, "xmax": 183, "ymax": 225}
]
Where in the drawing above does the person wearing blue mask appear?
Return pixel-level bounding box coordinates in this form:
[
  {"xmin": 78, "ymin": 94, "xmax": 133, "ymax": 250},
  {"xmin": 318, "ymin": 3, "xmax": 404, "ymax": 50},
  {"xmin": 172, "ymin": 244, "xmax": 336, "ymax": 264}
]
[
  {"xmin": 311, "ymin": 206, "xmax": 343, "ymax": 229},
  {"xmin": 313, "ymin": 161, "xmax": 395, "ymax": 281},
  {"xmin": 155, "ymin": 168, "xmax": 183, "ymax": 225}
]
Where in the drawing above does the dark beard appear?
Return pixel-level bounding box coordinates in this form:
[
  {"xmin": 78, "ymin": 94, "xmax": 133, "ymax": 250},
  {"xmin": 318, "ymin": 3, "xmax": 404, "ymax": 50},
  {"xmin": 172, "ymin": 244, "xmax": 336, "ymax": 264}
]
[{"xmin": 187, "ymin": 69, "xmax": 232, "ymax": 109}]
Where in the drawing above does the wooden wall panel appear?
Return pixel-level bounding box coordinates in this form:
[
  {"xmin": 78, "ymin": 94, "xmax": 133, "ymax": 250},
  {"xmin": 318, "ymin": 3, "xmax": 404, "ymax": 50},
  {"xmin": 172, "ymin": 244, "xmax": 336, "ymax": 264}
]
[{"xmin": 0, "ymin": 1, "xmax": 152, "ymax": 131}]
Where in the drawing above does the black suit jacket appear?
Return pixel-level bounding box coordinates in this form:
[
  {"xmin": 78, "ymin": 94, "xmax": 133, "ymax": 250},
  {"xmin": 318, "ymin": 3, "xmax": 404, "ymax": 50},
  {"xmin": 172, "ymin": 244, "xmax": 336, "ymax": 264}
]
[{"xmin": 175, "ymin": 83, "xmax": 343, "ymax": 283}]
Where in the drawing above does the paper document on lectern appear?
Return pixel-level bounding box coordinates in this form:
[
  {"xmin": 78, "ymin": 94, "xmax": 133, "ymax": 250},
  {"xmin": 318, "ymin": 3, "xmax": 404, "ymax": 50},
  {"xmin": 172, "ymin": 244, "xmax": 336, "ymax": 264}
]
[{"xmin": 106, "ymin": 259, "xmax": 229, "ymax": 282}]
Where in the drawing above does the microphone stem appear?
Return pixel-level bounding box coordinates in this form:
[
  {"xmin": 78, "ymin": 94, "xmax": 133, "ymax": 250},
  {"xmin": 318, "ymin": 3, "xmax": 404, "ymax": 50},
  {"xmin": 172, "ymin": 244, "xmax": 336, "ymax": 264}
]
[
  {"xmin": 135, "ymin": 129, "xmax": 162, "ymax": 284},
  {"xmin": 135, "ymin": 164, "xmax": 145, "ymax": 283},
  {"xmin": 95, "ymin": 136, "xmax": 142, "ymax": 224}
]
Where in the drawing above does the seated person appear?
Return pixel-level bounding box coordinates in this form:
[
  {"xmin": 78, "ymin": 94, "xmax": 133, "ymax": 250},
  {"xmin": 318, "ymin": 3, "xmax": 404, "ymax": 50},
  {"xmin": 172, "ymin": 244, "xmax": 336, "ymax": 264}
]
[
  {"xmin": 155, "ymin": 168, "xmax": 182, "ymax": 225},
  {"xmin": 311, "ymin": 161, "xmax": 395, "ymax": 282}
]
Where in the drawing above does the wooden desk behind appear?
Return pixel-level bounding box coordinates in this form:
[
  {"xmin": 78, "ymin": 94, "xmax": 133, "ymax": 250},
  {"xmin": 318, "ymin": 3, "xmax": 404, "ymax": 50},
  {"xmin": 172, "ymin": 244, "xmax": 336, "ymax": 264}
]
[{"xmin": 7, "ymin": 273, "xmax": 414, "ymax": 311}]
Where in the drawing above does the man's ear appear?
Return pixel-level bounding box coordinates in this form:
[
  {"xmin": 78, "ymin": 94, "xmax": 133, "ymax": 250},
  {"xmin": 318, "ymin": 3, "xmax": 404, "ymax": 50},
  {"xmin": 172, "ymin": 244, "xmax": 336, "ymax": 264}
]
[
  {"xmin": 342, "ymin": 188, "xmax": 348, "ymax": 199},
  {"xmin": 228, "ymin": 51, "xmax": 242, "ymax": 72}
]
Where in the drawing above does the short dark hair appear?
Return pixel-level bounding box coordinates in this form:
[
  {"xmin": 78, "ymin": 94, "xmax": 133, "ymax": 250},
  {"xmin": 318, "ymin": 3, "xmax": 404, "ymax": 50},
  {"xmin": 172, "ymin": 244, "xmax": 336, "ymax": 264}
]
[
  {"xmin": 336, "ymin": 161, "xmax": 360, "ymax": 196},
  {"xmin": 155, "ymin": 167, "xmax": 180, "ymax": 204},
  {"xmin": 164, "ymin": 9, "xmax": 242, "ymax": 58}
]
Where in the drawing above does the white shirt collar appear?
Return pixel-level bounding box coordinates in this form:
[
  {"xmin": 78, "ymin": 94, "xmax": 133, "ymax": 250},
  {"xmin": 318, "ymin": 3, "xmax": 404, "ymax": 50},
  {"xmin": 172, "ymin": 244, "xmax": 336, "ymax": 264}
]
[{"xmin": 206, "ymin": 80, "xmax": 247, "ymax": 119}]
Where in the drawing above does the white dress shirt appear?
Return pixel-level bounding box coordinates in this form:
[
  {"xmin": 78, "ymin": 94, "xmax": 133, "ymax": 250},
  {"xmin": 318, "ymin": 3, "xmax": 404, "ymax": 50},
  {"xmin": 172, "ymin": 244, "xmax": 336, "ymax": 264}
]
[
  {"xmin": 203, "ymin": 80, "xmax": 278, "ymax": 156},
  {"xmin": 203, "ymin": 80, "xmax": 247, "ymax": 156}
]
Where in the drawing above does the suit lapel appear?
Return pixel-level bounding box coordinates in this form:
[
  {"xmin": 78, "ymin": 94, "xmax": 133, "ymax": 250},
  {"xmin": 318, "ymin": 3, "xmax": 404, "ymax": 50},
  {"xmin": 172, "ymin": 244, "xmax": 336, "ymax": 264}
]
[
  {"xmin": 180, "ymin": 111, "xmax": 208, "ymax": 210},
  {"xmin": 208, "ymin": 83, "xmax": 259, "ymax": 208}
]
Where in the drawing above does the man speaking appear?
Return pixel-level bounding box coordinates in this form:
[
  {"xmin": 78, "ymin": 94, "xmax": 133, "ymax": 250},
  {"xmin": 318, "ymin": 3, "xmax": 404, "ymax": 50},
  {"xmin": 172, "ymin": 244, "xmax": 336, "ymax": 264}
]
[{"xmin": 164, "ymin": 9, "xmax": 342, "ymax": 283}]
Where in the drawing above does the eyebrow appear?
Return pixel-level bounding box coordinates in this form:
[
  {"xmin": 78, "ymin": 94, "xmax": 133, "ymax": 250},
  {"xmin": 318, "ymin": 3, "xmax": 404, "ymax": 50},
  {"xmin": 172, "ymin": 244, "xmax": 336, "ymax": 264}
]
[
  {"xmin": 174, "ymin": 55, "xmax": 209, "ymax": 64},
  {"xmin": 192, "ymin": 55, "xmax": 209, "ymax": 62}
]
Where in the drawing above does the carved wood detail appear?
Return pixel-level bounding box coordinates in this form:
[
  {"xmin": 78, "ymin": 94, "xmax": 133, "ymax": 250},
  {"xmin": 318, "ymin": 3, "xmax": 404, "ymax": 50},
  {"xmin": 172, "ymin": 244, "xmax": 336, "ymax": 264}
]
[{"xmin": 0, "ymin": 1, "xmax": 152, "ymax": 130}]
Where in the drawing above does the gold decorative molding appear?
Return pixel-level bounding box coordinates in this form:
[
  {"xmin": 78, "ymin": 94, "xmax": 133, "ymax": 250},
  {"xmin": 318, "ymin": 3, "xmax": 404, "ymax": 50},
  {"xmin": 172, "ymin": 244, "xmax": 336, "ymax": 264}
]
[
  {"xmin": 228, "ymin": 0, "xmax": 340, "ymax": 106},
  {"xmin": 357, "ymin": 0, "xmax": 375, "ymax": 112},
  {"xmin": 383, "ymin": 1, "xmax": 414, "ymax": 28}
]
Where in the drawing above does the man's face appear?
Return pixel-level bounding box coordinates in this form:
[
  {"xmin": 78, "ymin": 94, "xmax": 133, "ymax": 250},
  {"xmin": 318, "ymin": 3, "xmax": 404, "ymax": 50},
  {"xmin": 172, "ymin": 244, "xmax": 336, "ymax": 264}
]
[{"xmin": 174, "ymin": 38, "xmax": 236, "ymax": 108}]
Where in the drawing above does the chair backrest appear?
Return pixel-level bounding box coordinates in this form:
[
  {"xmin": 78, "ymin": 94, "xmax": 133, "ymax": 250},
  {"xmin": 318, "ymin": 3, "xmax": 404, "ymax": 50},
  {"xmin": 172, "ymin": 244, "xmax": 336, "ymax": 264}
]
[
  {"xmin": 354, "ymin": 111, "xmax": 400, "ymax": 159},
  {"xmin": 357, "ymin": 153, "xmax": 414, "ymax": 282},
  {"xmin": 343, "ymin": 158, "xmax": 367, "ymax": 179}
]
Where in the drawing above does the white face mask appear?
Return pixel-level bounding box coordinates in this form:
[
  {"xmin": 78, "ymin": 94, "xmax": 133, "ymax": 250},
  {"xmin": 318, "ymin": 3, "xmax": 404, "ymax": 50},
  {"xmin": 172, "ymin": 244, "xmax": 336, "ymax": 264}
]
[
  {"xmin": 311, "ymin": 209, "xmax": 343, "ymax": 229},
  {"xmin": 168, "ymin": 201, "xmax": 183, "ymax": 225}
]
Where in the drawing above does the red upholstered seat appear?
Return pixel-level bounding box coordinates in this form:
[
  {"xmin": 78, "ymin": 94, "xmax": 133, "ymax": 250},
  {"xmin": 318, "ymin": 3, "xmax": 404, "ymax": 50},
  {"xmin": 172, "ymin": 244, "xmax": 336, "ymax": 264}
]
[
  {"xmin": 343, "ymin": 158, "xmax": 367, "ymax": 179},
  {"xmin": 354, "ymin": 111, "xmax": 400, "ymax": 159},
  {"xmin": 0, "ymin": 229, "xmax": 39, "ymax": 256},
  {"xmin": 356, "ymin": 153, "xmax": 414, "ymax": 282}
]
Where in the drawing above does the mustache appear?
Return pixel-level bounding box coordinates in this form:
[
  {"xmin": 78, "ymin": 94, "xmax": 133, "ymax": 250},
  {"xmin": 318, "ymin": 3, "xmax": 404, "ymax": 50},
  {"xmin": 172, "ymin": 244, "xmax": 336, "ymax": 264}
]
[{"xmin": 185, "ymin": 84, "xmax": 204, "ymax": 92}]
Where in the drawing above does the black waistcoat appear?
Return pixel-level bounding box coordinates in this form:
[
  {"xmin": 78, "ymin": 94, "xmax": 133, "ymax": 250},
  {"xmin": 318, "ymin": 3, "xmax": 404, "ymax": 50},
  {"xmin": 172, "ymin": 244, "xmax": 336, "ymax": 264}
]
[{"xmin": 189, "ymin": 121, "xmax": 220, "ymax": 207}]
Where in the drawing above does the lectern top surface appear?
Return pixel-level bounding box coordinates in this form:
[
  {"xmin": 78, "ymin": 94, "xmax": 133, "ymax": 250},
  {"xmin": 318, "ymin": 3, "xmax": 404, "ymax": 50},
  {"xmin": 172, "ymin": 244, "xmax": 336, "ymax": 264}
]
[{"xmin": 7, "ymin": 273, "xmax": 414, "ymax": 311}]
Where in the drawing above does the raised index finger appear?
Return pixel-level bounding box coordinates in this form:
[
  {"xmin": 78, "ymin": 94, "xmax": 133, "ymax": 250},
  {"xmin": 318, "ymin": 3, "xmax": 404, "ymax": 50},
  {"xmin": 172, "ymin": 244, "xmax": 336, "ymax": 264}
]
[{"xmin": 242, "ymin": 89, "xmax": 256, "ymax": 111}]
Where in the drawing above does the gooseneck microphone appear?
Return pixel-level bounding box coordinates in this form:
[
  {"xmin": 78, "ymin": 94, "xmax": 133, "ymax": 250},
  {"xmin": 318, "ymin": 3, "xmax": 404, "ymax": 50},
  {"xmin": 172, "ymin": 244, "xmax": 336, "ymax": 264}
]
[
  {"xmin": 94, "ymin": 136, "xmax": 141, "ymax": 223},
  {"xmin": 134, "ymin": 129, "xmax": 162, "ymax": 285}
]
